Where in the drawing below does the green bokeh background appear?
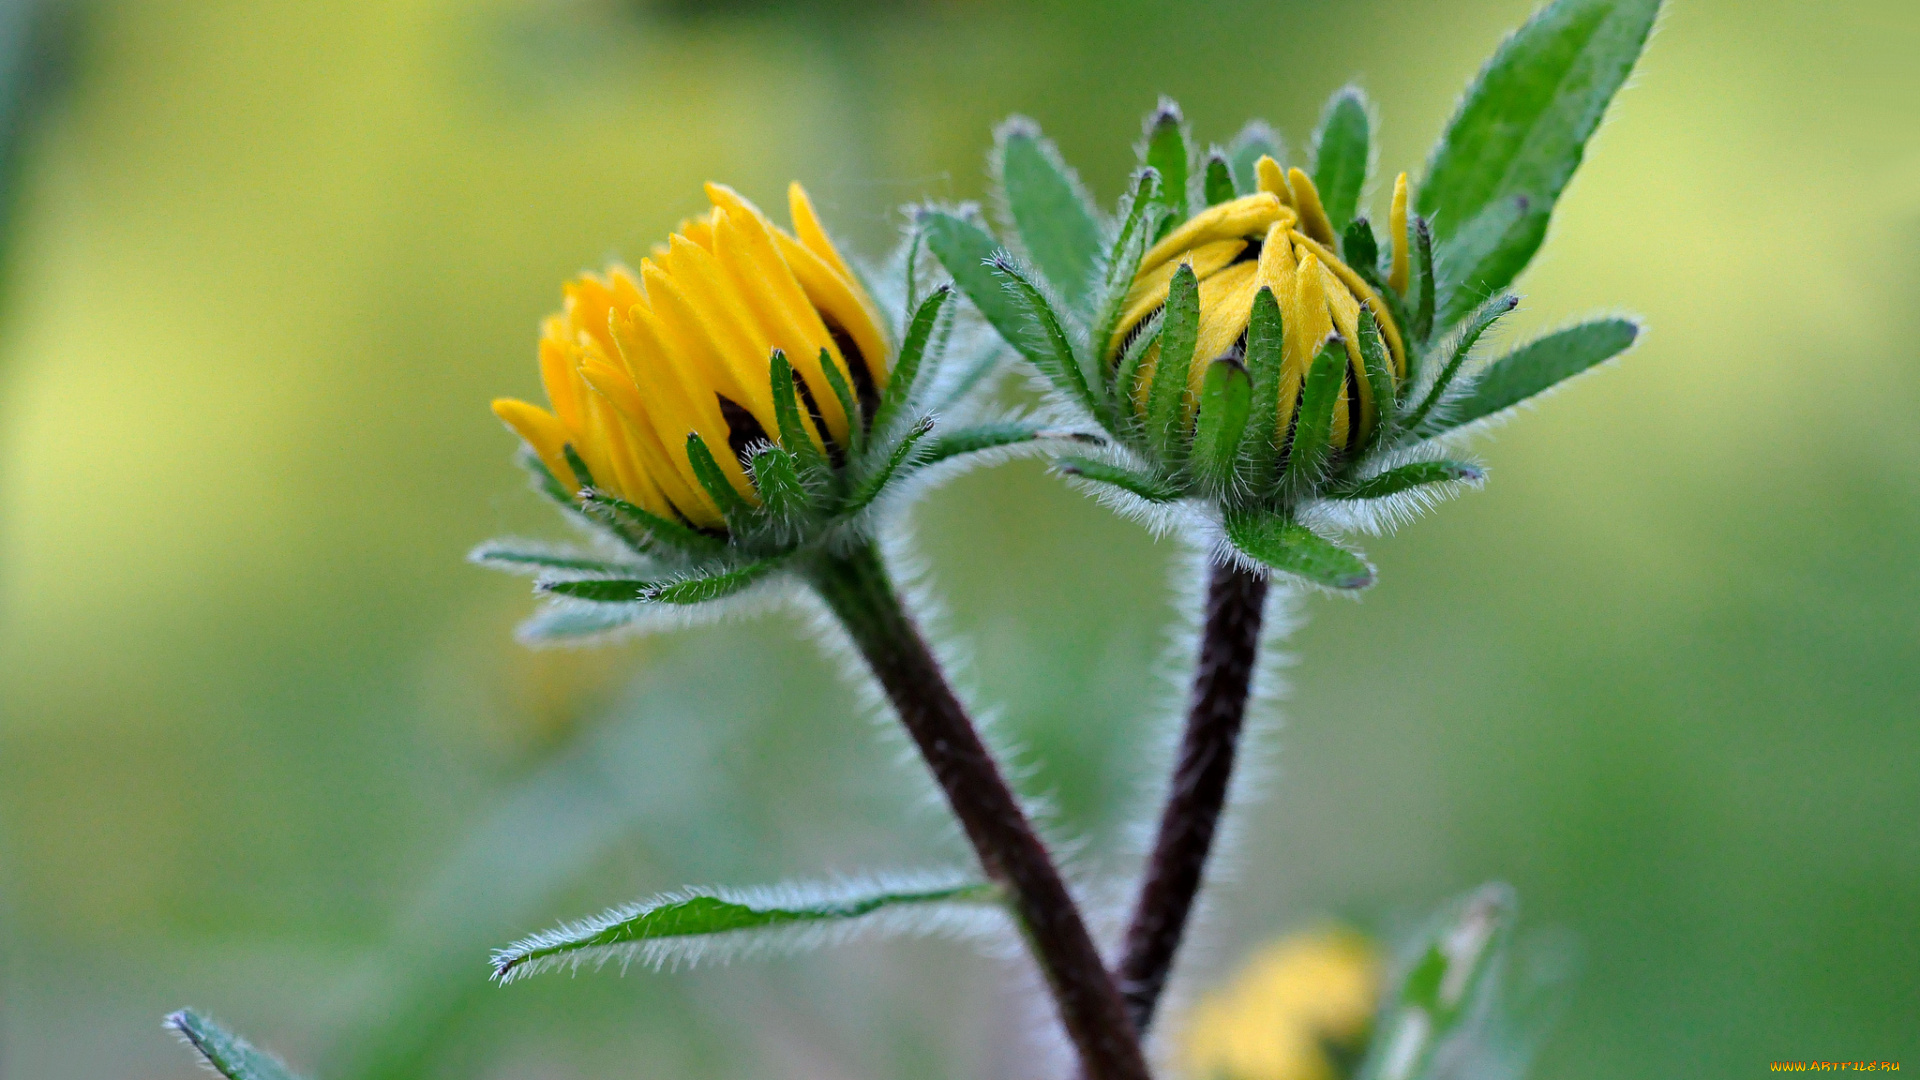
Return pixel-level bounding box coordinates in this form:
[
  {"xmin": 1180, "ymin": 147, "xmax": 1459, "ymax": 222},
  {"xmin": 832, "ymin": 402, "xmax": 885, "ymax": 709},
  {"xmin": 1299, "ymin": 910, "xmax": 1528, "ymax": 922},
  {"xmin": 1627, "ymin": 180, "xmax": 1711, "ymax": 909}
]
[{"xmin": 1, "ymin": 0, "xmax": 1915, "ymax": 1077}]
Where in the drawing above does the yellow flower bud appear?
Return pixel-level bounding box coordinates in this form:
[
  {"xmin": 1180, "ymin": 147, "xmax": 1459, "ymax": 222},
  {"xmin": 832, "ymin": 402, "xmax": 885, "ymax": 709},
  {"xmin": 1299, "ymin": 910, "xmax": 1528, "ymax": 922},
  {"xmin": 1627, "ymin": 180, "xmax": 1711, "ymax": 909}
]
[
  {"xmin": 1179, "ymin": 928, "xmax": 1380, "ymax": 1080},
  {"xmin": 493, "ymin": 183, "xmax": 886, "ymax": 531},
  {"xmin": 1113, "ymin": 163, "xmax": 1406, "ymax": 455}
]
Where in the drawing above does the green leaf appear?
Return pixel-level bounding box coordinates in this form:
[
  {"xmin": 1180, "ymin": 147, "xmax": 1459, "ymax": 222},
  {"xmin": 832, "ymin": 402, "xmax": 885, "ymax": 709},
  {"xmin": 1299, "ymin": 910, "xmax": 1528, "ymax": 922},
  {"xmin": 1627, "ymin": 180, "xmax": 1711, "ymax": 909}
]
[
  {"xmin": 1091, "ymin": 169, "xmax": 1164, "ymax": 390},
  {"xmin": 1311, "ymin": 86, "xmax": 1372, "ymax": 236},
  {"xmin": 578, "ymin": 489, "xmax": 725, "ymax": 555},
  {"xmin": 768, "ymin": 350, "xmax": 830, "ymax": 480},
  {"xmin": 1341, "ymin": 217, "xmax": 1379, "ymax": 281},
  {"xmin": 1202, "ymin": 152, "xmax": 1235, "ymax": 207},
  {"xmin": 1403, "ymin": 294, "xmax": 1519, "ymax": 436},
  {"xmin": 1239, "ymin": 287, "xmax": 1287, "ymax": 487},
  {"xmin": 847, "ymin": 416, "xmax": 935, "ymax": 513},
  {"xmin": 515, "ymin": 602, "xmax": 640, "ymax": 643},
  {"xmin": 166, "ymin": 1010, "xmax": 306, "ymax": 1080},
  {"xmin": 685, "ymin": 433, "xmax": 753, "ymax": 528},
  {"xmin": 1143, "ymin": 99, "xmax": 1190, "ymax": 237},
  {"xmin": 902, "ymin": 224, "xmax": 925, "ymax": 315},
  {"xmin": 920, "ymin": 209, "xmax": 1030, "ymax": 360},
  {"xmin": 872, "ymin": 285, "xmax": 951, "ymax": 439},
  {"xmin": 994, "ymin": 118, "xmax": 1104, "ymax": 311},
  {"xmin": 1223, "ymin": 509, "xmax": 1374, "ymax": 590},
  {"xmin": 1327, "ymin": 459, "xmax": 1484, "ymax": 500},
  {"xmin": 1055, "ymin": 456, "xmax": 1182, "ymax": 503},
  {"xmin": 1192, "ymin": 357, "xmax": 1252, "ymax": 487},
  {"xmin": 921, "ymin": 421, "xmax": 1084, "ymax": 466},
  {"xmin": 1357, "ymin": 307, "xmax": 1397, "ymax": 445},
  {"xmin": 541, "ymin": 561, "xmax": 778, "ymax": 605},
  {"xmin": 1147, "ymin": 263, "xmax": 1200, "ymax": 460},
  {"xmin": 989, "ymin": 256, "xmax": 1104, "ymax": 423},
  {"xmin": 468, "ymin": 540, "xmax": 636, "ymax": 577},
  {"xmin": 1445, "ymin": 318, "xmax": 1638, "ymax": 430},
  {"xmin": 1419, "ymin": 0, "xmax": 1660, "ymax": 309},
  {"xmin": 491, "ymin": 878, "xmax": 1001, "ymax": 982},
  {"xmin": 1411, "ymin": 215, "xmax": 1437, "ymax": 344},
  {"xmin": 1285, "ymin": 334, "xmax": 1348, "ymax": 487},
  {"xmin": 750, "ymin": 446, "xmax": 812, "ymax": 521},
  {"xmin": 1227, "ymin": 120, "xmax": 1281, "ymax": 197},
  {"xmin": 818, "ymin": 346, "xmax": 865, "ymax": 458},
  {"xmin": 1355, "ymin": 884, "xmax": 1519, "ymax": 1080}
]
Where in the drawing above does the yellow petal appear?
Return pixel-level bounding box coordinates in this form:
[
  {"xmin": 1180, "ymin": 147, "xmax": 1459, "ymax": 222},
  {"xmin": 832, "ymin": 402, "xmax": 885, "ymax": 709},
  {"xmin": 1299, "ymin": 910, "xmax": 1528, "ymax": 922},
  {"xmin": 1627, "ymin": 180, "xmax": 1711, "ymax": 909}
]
[
  {"xmin": 640, "ymin": 258, "xmax": 780, "ymax": 444},
  {"xmin": 1255, "ymin": 156, "xmax": 1293, "ymax": 208},
  {"xmin": 1139, "ymin": 193, "xmax": 1292, "ymax": 277},
  {"xmin": 1285, "ymin": 248, "xmax": 1338, "ymax": 446},
  {"xmin": 582, "ymin": 390, "xmax": 679, "ymax": 522},
  {"xmin": 1288, "ymin": 167, "xmax": 1337, "ymax": 247},
  {"xmin": 1388, "ymin": 173, "xmax": 1409, "ymax": 296},
  {"xmin": 1112, "ymin": 239, "xmax": 1247, "ymax": 355},
  {"xmin": 611, "ymin": 304, "xmax": 745, "ymax": 521},
  {"xmin": 492, "ymin": 398, "xmax": 577, "ymax": 491},
  {"xmin": 787, "ymin": 182, "xmax": 890, "ymax": 388},
  {"xmin": 1254, "ymin": 224, "xmax": 1302, "ymax": 443},
  {"xmin": 538, "ymin": 319, "xmax": 586, "ymax": 432},
  {"xmin": 579, "ymin": 357, "xmax": 741, "ymax": 522},
  {"xmin": 1189, "ymin": 261, "xmax": 1261, "ymax": 404},
  {"xmin": 1317, "ymin": 260, "xmax": 1374, "ymax": 445},
  {"xmin": 1290, "ymin": 232, "xmax": 1406, "ymax": 379},
  {"xmin": 771, "ymin": 228, "xmax": 889, "ymax": 402}
]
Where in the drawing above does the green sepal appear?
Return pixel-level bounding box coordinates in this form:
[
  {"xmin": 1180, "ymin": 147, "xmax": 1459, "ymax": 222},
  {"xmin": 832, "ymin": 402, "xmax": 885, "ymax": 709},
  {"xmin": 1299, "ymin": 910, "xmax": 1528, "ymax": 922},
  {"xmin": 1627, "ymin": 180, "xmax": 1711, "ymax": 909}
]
[
  {"xmin": 1326, "ymin": 459, "xmax": 1484, "ymax": 500},
  {"xmin": 995, "ymin": 117, "xmax": 1104, "ymax": 311},
  {"xmin": 541, "ymin": 560, "xmax": 777, "ymax": 605},
  {"xmin": 491, "ymin": 879, "xmax": 1001, "ymax": 983},
  {"xmin": 1443, "ymin": 317, "xmax": 1639, "ymax": 431},
  {"xmin": 1357, "ymin": 307, "xmax": 1397, "ymax": 447},
  {"xmin": 1419, "ymin": 0, "xmax": 1659, "ymax": 316},
  {"xmin": 750, "ymin": 446, "xmax": 813, "ymax": 522},
  {"xmin": 1112, "ymin": 310, "xmax": 1162, "ymax": 419},
  {"xmin": 1143, "ymin": 99, "xmax": 1190, "ymax": 238},
  {"xmin": 561, "ymin": 444, "xmax": 596, "ymax": 492},
  {"xmin": 516, "ymin": 447, "xmax": 576, "ymax": 510},
  {"xmin": 848, "ymin": 416, "xmax": 936, "ymax": 513},
  {"xmin": 1146, "ymin": 263, "xmax": 1200, "ymax": 461},
  {"xmin": 901, "ymin": 225, "xmax": 925, "ymax": 315},
  {"xmin": 1223, "ymin": 509, "xmax": 1374, "ymax": 590},
  {"xmin": 1285, "ymin": 334, "xmax": 1348, "ymax": 488},
  {"xmin": 1403, "ymin": 293, "xmax": 1520, "ymax": 436},
  {"xmin": 1227, "ymin": 120, "xmax": 1281, "ymax": 196},
  {"xmin": 818, "ymin": 346, "xmax": 865, "ymax": 458},
  {"xmin": 166, "ymin": 1010, "xmax": 306, "ymax": 1080},
  {"xmin": 1202, "ymin": 152, "xmax": 1235, "ymax": 207},
  {"xmin": 920, "ymin": 209, "xmax": 1032, "ymax": 364},
  {"xmin": 578, "ymin": 489, "xmax": 725, "ymax": 555},
  {"xmin": 921, "ymin": 421, "xmax": 1083, "ymax": 466},
  {"xmin": 1192, "ymin": 357, "xmax": 1252, "ymax": 488},
  {"xmin": 990, "ymin": 255, "xmax": 1106, "ymax": 424},
  {"xmin": 872, "ymin": 285, "xmax": 951, "ymax": 439},
  {"xmin": 768, "ymin": 349, "xmax": 830, "ymax": 480},
  {"xmin": 469, "ymin": 540, "xmax": 636, "ymax": 576},
  {"xmin": 1091, "ymin": 169, "xmax": 1165, "ymax": 391},
  {"xmin": 1311, "ymin": 86, "xmax": 1372, "ymax": 236},
  {"xmin": 1341, "ymin": 217, "xmax": 1379, "ymax": 281},
  {"xmin": 685, "ymin": 433, "xmax": 754, "ymax": 529},
  {"xmin": 1055, "ymin": 456, "xmax": 1182, "ymax": 503},
  {"xmin": 1239, "ymin": 287, "xmax": 1287, "ymax": 488},
  {"xmin": 1411, "ymin": 215, "xmax": 1437, "ymax": 345}
]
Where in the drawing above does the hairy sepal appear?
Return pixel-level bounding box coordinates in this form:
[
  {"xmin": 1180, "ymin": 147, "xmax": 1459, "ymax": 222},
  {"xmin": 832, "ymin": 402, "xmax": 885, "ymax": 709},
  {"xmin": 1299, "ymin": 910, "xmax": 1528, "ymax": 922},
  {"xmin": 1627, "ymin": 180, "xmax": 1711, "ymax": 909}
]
[
  {"xmin": 166, "ymin": 1010, "xmax": 306, "ymax": 1080},
  {"xmin": 1223, "ymin": 508, "xmax": 1374, "ymax": 591}
]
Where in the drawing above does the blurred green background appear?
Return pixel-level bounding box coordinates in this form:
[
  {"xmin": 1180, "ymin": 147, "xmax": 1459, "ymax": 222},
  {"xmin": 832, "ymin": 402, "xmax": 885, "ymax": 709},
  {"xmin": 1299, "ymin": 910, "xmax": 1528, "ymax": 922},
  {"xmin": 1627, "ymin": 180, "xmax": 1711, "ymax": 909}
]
[{"xmin": 1, "ymin": 0, "xmax": 1915, "ymax": 1077}]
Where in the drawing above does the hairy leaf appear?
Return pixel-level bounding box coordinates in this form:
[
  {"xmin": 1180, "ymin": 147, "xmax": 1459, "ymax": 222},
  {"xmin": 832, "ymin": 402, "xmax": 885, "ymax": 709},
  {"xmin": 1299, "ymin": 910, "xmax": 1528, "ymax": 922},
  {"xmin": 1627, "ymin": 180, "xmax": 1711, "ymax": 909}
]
[
  {"xmin": 1403, "ymin": 294, "xmax": 1520, "ymax": 436},
  {"xmin": 579, "ymin": 489, "xmax": 725, "ymax": 554},
  {"xmin": 848, "ymin": 416, "xmax": 936, "ymax": 512},
  {"xmin": 1147, "ymin": 264, "xmax": 1200, "ymax": 460},
  {"xmin": 1327, "ymin": 459, "xmax": 1484, "ymax": 500},
  {"xmin": 492, "ymin": 877, "xmax": 1001, "ymax": 981},
  {"xmin": 1312, "ymin": 86, "xmax": 1372, "ymax": 236},
  {"xmin": 1055, "ymin": 456, "xmax": 1182, "ymax": 503},
  {"xmin": 818, "ymin": 346, "xmax": 865, "ymax": 458},
  {"xmin": 686, "ymin": 433, "xmax": 753, "ymax": 527},
  {"xmin": 1355, "ymin": 883, "xmax": 1520, "ymax": 1080},
  {"xmin": 1227, "ymin": 121, "xmax": 1281, "ymax": 196},
  {"xmin": 1357, "ymin": 307, "xmax": 1398, "ymax": 445},
  {"xmin": 750, "ymin": 447, "xmax": 811, "ymax": 521},
  {"xmin": 872, "ymin": 285, "xmax": 952, "ymax": 438},
  {"xmin": 1143, "ymin": 100, "xmax": 1190, "ymax": 236},
  {"xmin": 995, "ymin": 118, "xmax": 1103, "ymax": 311},
  {"xmin": 1341, "ymin": 217, "xmax": 1380, "ymax": 281},
  {"xmin": 1224, "ymin": 509, "xmax": 1374, "ymax": 590},
  {"xmin": 166, "ymin": 1010, "xmax": 306, "ymax": 1080},
  {"xmin": 1091, "ymin": 169, "xmax": 1164, "ymax": 394},
  {"xmin": 1446, "ymin": 318, "xmax": 1639, "ymax": 430},
  {"xmin": 769, "ymin": 350, "xmax": 829, "ymax": 479},
  {"xmin": 1192, "ymin": 357, "xmax": 1252, "ymax": 487},
  {"xmin": 541, "ymin": 561, "xmax": 776, "ymax": 605},
  {"xmin": 990, "ymin": 256, "xmax": 1101, "ymax": 420}
]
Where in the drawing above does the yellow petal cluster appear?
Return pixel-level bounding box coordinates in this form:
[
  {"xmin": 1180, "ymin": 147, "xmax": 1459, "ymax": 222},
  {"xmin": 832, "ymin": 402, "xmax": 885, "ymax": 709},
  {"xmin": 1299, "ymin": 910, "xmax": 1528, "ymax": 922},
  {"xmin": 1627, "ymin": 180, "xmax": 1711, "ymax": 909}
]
[
  {"xmin": 493, "ymin": 183, "xmax": 887, "ymax": 531},
  {"xmin": 1112, "ymin": 161, "xmax": 1408, "ymax": 453},
  {"xmin": 1179, "ymin": 928, "xmax": 1380, "ymax": 1080}
]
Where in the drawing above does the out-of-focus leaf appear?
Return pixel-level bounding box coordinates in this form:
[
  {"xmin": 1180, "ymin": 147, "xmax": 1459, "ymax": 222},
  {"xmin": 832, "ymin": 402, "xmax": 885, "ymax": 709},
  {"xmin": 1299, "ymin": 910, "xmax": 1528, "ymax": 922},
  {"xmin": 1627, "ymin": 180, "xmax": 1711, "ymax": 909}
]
[
  {"xmin": 1356, "ymin": 883, "xmax": 1520, "ymax": 1080},
  {"xmin": 920, "ymin": 208, "xmax": 1030, "ymax": 358},
  {"xmin": 1202, "ymin": 152, "xmax": 1235, "ymax": 207},
  {"xmin": 1227, "ymin": 120, "xmax": 1281, "ymax": 197},
  {"xmin": 468, "ymin": 540, "xmax": 636, "ymax": 577},
  {"xmin": 491, "ymin": 877, "xmax": 1001, "ymax": 981},
  {"xmin": 166, "ymin": 1010, "xmax": 306, "ymax": 1080},
  {"xmin": 1311, "ymin": 86, "xmax": 1372, "ymax": 236},
  {"xmin": 995, "ymin": 118, "xmax": 1103, "ymax": 311}
]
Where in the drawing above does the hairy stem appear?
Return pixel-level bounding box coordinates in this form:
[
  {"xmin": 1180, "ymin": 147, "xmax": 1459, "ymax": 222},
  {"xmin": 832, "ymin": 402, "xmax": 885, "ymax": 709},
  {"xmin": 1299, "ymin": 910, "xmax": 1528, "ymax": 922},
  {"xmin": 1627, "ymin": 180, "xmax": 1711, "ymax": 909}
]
[
  {"xmin": 1116, "ymin": 557, "xmax": 1269, "ymax": 1033},
  {"xmin": 806, "ymin": 538, "xmax": 1151, "ymax": 1080}
]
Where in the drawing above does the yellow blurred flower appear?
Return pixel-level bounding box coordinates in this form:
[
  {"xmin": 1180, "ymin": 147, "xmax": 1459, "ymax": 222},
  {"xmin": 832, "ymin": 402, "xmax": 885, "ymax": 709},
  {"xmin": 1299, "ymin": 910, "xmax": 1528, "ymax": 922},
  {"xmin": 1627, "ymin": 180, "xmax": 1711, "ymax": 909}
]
[
  {"xmin": 492, "ymin": 182, "xmax": 887, "ymax": 531},
  {"xmin": 1179, "ymin": 928, "xmax": 1381, "ymax": 1080},
  {"xmin": 1112, "ymin": 162, "xmax": 1408, "ymax": 453}
]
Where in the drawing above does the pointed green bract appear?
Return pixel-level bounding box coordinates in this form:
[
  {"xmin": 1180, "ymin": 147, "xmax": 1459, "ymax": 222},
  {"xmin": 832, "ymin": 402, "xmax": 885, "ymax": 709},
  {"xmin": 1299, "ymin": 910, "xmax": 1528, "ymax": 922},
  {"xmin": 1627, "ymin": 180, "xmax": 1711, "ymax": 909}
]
[
  {"xmin": 1411, "ymin": 216, "xmax": 1437, "ymax": 343},
  {"xmin": 873, "ymin": 286, "xmax": 951, "ymax": 439},
  {"xmin": 848, "ymin": 417, "xmax": 936, "ymax": 513},
  {"xmin": 1446, "ymin": 318, "xmax": 1639, "ymax": 430},
  {"xmin": 1223, "ymin": 509, "xmax": 1374, "ymax": 590},
  {"xmin": 1202, "ymin": 153, "xmax": 1235, "ymax": 207},
  {"xmin": 166, "ymin": 1010, "xmax": 306, "ymax": 1080},
  {"xmin": 818, "ymin": 347, "xmax": 865, "ymax": 458},
  {"xmin": 991, "ymin": 257, "xmax": 1103, "ymax": 422},
  {"xmin": 1056, "ymin": 456, "xmax": 1182, "ymax": 503},
  {"xmin": 1357, "ymin": 308, "xmax": 1397, "ymax": 446},
  {"xmin": 1193, "ymin": 357, "xmax": 1252, "ymax": 487},
  {"xmin": 1311, "ymin": 86, "xmax": 1372, "ymax": 236},
  {"xmin": 922, "ymin": 421, "xmax": 1073, "ymax": 465},
  {"xmin": 1227, "ymin": 121, "xmax": 1281, "ymax": 196},
  {"xmin": 1285, "ymin": 335, "xmax": 1348, "ymax": 487},
  {"xmin": 579, "ymin": 489, "xmax": 725, "ymax": 554},
  {"xmin": 769, "ymin": 350, "xmax": 830, "ymax": 480},
  {"xmin": 1240, "ymin": 287, "xmax": 1287, "ymax": 486},
  {"xmin": 1328, "ymin": 459, "xmax": 1484, "ymax": 500},
  {"xmin": 561, "ymin": 444, "xmax": 596, "ymax": 492},
  {"xmin": 996, "ymin": 119, "xmax": 1104, "ymax": 311},
  {"xmin": 1113, "ymin": 309, "xmax": 1162, "ymax": 416},
  {"xmin": 685, "ymin": 433, "xmax": 753, "ymax": 528},
  {"xmin": 491, "ymin": 879, "xmax": 1000, "ymax": 983},
  {"xmin": 1341, "ymin": 217, "xmax": 1379, "ymax": 281},
  {"xmin": 469, "ymin": 541, "xmax": 635, "ymax": 576},
  {"xmin": 540, "ymin": 578, "xmax": 662, "ymax": 603},
  {"xmin": 920, "ymin": 209, "xmax": 1033, "ymax": 362},
  {"xmin": 1404, "ymin": 294, "xmax": 1520, "ymax": 436},
  {"xmin": 751, "ymin": 447, "xmax": 811, "ymax": 521},
  {"xmin": 648, "ymin": 561, "xmax": 779, "ymax": 604},
  {"xmin": 1420, "ymin": 0, "xmax": 1659, "ymax": 312},
  {"xmin": 1147, "ymin": 264, "xmax": 1200, "ymax": 460},
  {"xmin": 1092, "ymin": 170, "xmax": 1164, "ymax": 389},
  {"xmin": 1143, "ymin": 101, "xmax": 1190, "ymax": 237}
]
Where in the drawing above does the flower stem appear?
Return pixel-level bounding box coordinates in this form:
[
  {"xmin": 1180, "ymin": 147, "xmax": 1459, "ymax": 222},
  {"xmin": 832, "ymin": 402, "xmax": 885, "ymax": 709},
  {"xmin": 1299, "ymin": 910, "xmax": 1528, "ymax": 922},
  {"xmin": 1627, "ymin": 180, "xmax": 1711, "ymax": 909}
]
[
  {"xmin": 806, "ymin": 538, "xmax": 1152, "ymax": 1080},
  {"xmin": 1115, "ymin": 557, "xmax": 1269, "ymax": 1033}
]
